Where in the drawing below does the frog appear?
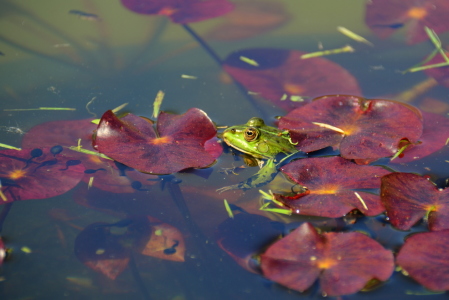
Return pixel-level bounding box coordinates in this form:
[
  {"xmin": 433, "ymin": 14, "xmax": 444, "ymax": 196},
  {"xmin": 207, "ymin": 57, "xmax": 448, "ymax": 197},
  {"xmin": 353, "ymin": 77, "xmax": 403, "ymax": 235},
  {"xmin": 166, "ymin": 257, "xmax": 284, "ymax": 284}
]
[
  {"xmin": 222, "ymin": 117, "xmax": 298, "ymax": 167},
  {"xmin": 217, "ymin": 117, "xmax": 300, "ymax": 193}
]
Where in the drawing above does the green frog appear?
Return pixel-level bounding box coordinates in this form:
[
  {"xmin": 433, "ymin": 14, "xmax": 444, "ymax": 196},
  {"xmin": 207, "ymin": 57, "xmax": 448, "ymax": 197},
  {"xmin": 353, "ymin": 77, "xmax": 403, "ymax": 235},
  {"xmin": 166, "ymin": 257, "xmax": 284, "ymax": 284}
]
[
  {"xmin": 222, "ymin": 117, "xmax": 298, "ymax": 165},
  {"xmin": 217, "ymin": 117, "xmax": 300, "ymax": 192}
]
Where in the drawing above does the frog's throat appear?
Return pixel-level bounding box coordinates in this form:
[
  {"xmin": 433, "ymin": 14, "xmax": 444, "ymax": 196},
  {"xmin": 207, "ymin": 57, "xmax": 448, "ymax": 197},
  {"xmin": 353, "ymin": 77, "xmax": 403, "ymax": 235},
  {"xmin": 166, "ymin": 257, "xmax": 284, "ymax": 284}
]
[{"xmin": 222, "ymin": 136, "xmax": 267, "ymax": 160}]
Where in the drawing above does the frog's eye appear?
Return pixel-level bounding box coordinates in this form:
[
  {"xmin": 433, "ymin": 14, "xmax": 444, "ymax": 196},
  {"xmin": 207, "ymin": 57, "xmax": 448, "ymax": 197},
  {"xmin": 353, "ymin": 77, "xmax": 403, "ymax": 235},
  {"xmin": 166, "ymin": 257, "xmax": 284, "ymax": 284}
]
[{"xmin": 244, "ymin": 127, "xmax": 259, "ymax": 141}]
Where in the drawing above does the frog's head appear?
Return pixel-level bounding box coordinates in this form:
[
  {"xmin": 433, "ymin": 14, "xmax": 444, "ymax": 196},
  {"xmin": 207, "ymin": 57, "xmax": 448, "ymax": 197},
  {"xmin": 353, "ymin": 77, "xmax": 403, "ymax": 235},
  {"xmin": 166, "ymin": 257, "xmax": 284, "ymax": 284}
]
[{"xmin": 222, "ymin": 117, "xmax": 272, "ymax": 159}]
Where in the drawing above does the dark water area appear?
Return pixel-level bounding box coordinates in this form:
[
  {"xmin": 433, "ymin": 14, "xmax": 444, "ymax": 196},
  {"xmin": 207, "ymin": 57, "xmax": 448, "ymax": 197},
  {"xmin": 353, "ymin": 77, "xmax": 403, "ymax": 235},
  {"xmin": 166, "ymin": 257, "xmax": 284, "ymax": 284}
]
[{"xmin": 1, "ymin": 0, "xmax": 449, "ymax": 299}]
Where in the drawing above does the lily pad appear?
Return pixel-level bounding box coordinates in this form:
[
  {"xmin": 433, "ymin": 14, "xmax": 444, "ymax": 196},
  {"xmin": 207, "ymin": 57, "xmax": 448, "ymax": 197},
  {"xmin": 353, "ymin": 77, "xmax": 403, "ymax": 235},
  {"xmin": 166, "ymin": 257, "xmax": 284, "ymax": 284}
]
[
  {"xmin": 260, "ymin": 223, "xmax": 394, "ymax": 296},
  {"xmin": 0, "ymin": 148, "xmax": 85, "ymax": 203},
  {"xmin": 137, "ymin": 216, "xmax": 185, "ymax": 262},
  {"xmin": 21, "ymin": 118, "xmax": 155, "ymax": 193},
  {"xmin": 390, "ymin": 111, "xmax": 449, "ymax": 163},
  {"xmin": 365, "ymin": 0, "xmax": 449, "ymax": 44},
  {"xmin": 396, "ymin": 230, "xmax": 449, "ymax": 291},
  {"xmin": 74, "ymin": 222, "xmax": 130, "ymax": 280},
  {"xmin": 424, "ymin": 50, "xmax": 449, "ymax": 89},
  {"xmin": 381, "ymin": 172, "xmax": 449, "ymax": 231},
  {"xmin": 215, "ymin": 213, "xmax": 283, "ymax": 272},
  {"xmin": 275, "ymin": 156, "xmax": 389, "ymax": 218},
  {"xmin": 75, "ymin": 216, "xmax": 186, "ymax": 279},
  {"xmin": 22, "ymin": 118, "xmax": 97, "ymax": 153},
  {"xmin": 92, "ymin": 108, "xmax": 217, "ymax": 174},
  {"xmin": 223, "ymin": 48, "xmax": 361, "ymax": 111},
  {"xmin": 279, "ymin": 95, "xmax": 423, "ymax": 161},
  {"xmin": 0, "ymin": 237, "xmax": 6, "ymax": 265},
  {"xmin": 205, "ymin": 1, "xmax": 291, "ymax": 41},
  {"xmin": 121, "ymin": 0, "xmax": 234, "ymax": 23}
]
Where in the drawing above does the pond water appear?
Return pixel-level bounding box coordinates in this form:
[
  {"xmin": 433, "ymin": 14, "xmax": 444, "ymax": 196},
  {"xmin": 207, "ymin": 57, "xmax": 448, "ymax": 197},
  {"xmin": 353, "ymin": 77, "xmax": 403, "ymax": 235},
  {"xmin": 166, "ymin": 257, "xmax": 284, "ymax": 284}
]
[{"xmin": 1, "ymin": 0, "xmax": 449, "ymax": 299}]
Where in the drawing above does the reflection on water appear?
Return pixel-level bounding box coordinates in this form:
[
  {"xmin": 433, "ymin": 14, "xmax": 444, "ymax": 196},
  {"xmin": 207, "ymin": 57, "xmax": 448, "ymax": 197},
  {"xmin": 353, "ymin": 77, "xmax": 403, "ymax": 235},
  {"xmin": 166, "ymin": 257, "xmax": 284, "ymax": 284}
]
[{"xmin": 2, "ymin": 0, "xmax": 449, "ymax": 299}]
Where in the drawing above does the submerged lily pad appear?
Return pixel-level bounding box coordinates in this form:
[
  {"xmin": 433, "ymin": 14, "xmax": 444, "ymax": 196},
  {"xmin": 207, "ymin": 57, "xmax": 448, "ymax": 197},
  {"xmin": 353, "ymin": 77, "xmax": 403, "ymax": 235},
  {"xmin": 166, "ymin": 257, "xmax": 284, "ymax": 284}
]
[
  {"xmin": 75, "ymin": 216, "xmax": 186, "ymax": 279},
  {"xmin": 0, "ymin": 237, "xmax": 6, "ymax": 265},
  {"xmin": 260, "ymin": 223, "xmax": 394, "ymax": 296},
  {"xmin": 74, "ymin": 222, "xmax": 130, "ymax": 280},
  {"xmin": 396, "ymin": 230, "xmax": 449, "ymax": 291},
  {"xmin": 206, "ymin": 1, "xmax": 291, "ymax": 41},
  {"xmin": 121, "ymin": 0, "xmax": 234, "ymax": 23},
  {"xmin": 275, "ymin": 156, "xmax": 389, "ymax": 217},
  {"xmin": 92, "ymin": 108, "xmax": 217, "ymax": 174},
  {"xmin": 279, "ymin": 95, "xmax": 423, "ymax": 161},
  {"xmin": 223, "ymin": 48, "xmax": 361, "ymax": 111},
  {"xmin": 381, "ymin": 172, "xmax": 449, "ymax": 231},
  {"xmin": 424, "ymin": 50, "xmax": 449, "ymax": 89},
  {"xmin": 138, "ymin": 216, "xmax": 186, "ymax": 262},
  {"xmin": 0, "ymin": 148, "xmax": 85, "ymax": 203},
  {"xmin": 215, "ymin": 213, "xmax": 283, "ymax": 272},
  {"xmin": 365, "ymin": 0, "xmax": 449, "ymax": 44}
]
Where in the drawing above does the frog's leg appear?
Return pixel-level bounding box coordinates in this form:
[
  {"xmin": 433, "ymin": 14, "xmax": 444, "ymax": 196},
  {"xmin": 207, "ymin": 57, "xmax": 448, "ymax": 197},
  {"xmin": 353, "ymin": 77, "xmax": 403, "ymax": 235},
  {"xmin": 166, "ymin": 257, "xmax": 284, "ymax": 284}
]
[{"xmin": 217, "ymin": 158, "xmax": 277, "ymax": 193}]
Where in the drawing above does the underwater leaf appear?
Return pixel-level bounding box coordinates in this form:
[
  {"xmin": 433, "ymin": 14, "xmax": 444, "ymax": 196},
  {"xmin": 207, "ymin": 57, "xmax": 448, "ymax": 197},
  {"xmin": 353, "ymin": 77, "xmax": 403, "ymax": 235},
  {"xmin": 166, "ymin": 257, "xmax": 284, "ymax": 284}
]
[
  {"xmin": 275, "ymin": 156, "xmax": 389, "ymax": 217},
  {"xmin": 396, "ymin": 230, "xmax": 449, "ymax": 291},
  {"xmin": 381, "ymin": 172, "xmax": 449, "ymax": 231},
  {"xmin": 74, "ymin": 223, "xmax": 130, "ymax": 280},
  {"xmin": 121, "ymin": 0, "xmax": 234, "ymax": 23},
  {"xmin": 22, "ymin": 118, "xmax": 97, "ymax": 153},
  {"xmin": 0, "ymin": 237, "xmax": 5, "ymax": 265},
  {"xmin": 279, "ymin": 95, "xmax": 423, "ymax": 161},
  {"xmin": 260, "ymin": 223, "xmax": 394, "ymax": 296},
  {"xmin": 92, "ymin": 108, "xmax": 217, "ymax": 174},
  {"xmin": 390, "ymin": 111, "xmax": 449, "ymax": 163},
  {"xmin": 0, "ymin": 148, "xmax": 85, "ymax": 203},
  {"xmin": 365, "ymin": 0, "xmax": 449, "ymax": 44},
  {"xmin": 424, "ymin": 49, "xmax": 449, "ymax": 88},
  {"xmin": 137, "ymin": 216, "xmax": 185, "ymax": 262},
  {"xmin": 206, "ymin": 1, "xmax": 291, "ymax": 41},
  {"xmin": 223, "ymin": 48, "xmax": 361, "ymax": 111},
  {"xmin": 215, "ymin": 213, "xmax": 284, "ymax": 272}
]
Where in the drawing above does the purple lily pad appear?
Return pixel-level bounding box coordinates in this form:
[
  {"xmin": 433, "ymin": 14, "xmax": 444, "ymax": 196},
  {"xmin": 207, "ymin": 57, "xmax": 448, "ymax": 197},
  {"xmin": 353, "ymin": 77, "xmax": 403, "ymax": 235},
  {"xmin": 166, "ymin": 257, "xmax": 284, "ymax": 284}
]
[
  {"xmin": 0, "ymin": 148, "xmax": 85, "ymax": 203},
  {"xmin": 279, "ymin": 95, "xmax": 423, "ymax": 161},
  {"xmin": 260, "ymin": 223, "xmax": 394, "ymax": 296},
  {"xmin": 92, "ymin": 108, "xmax": 217, "ymax": 174},
  {"xmin": 275, "ymin": 156, "xmax": 389, "ymax": 217}
]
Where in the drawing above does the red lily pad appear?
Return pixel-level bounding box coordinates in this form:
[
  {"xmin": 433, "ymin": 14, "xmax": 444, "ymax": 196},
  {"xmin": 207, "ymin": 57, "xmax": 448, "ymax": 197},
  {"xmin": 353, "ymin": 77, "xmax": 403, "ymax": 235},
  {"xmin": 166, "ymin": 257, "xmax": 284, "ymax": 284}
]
[
  {"xmin": 260, "ymin": 223, "xmax": 394, "ymax": 296},
  {"xmin": 381, "ymin": 172, "xmax": 449, "ymax": 231},
  {"xmin": 223, "ymin": 48, "xmax": 361, "ymax": 111},
  {"xmin": 21, "ymin": 118, "xmax": 155, "ymax": 193},
  {"xmin": 121, "ymin": 0, "xmax": 234, "ymax": 23},
  {"xmin": 274, "ymin": 156, "xmax": 389, "ymax": 218},
  {"xmin": 390, "ymin": 111, "xmax": 449, "ymax": 163},
  {"xmin": 0, "ymin": 148, "xmax": 85, "ymax": 203},
  {"xmin": 396, "ymin": 230, "xmax": 449, "ymax": 291},
  {"xmin": 92, "ymin": 108, "xmax": 217, "ymax": 174},
  {"xmin": 365, "ymin": 0, "xmax": 449, "ymax": 44},
  {"xmin": 278, "ymin": 95, "xmax": 423, "ymax": 161}
]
